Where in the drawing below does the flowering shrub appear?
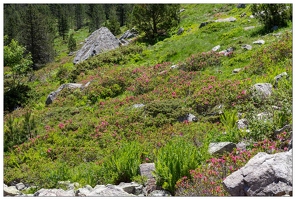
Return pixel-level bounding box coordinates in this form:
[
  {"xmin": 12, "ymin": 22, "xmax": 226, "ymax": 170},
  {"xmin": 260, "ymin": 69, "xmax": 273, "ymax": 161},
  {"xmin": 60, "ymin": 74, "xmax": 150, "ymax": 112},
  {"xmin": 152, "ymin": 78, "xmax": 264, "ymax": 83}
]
[
  {"xmin": 193, "ymin": 77, "xmax": 252, "ymax": 114},
  {"xmin": 246, "ymin": 31, "xmax": 292, "ymax": 76},
  {"xmin": 183, "ymin": 51, "xmax": 223, "ymax": 71},
  {"xmin": 175, "ymin": 131, "xmax": 291, "ymax": 196}
]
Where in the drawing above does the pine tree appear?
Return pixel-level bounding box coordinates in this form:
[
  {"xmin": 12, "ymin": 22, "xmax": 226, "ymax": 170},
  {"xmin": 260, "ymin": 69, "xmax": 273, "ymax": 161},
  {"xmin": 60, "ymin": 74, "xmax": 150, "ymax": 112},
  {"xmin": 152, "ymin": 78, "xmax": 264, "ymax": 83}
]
[
  {"xmin": 4, "ymin": 4, "xmax": 22, "ymax": 43},
  {"xmin": 86, "ymin": 4, "xmax": 106, "ymax": 33},
  {"xmin": 116, "ymin": 4, "xmax": 134, "ymax": 27},
  {"xmin": 57, "ymin": 5, "xmax": 70, "ymax": 40},
  {"xmin": 132, "ymin": 4, "xmax": 180, "ymax": 41},
  {"xmin": 251, "ymin": 4, "xmax": 292, "ymax": 30},
  {"xmin": 75, "ymin": 4, "xmax": 85, "ymax": 30},
  {"xmin": 106, "ymin": 5, "xmax": 121, "ymax": 36},
  {"xmin": 20, "ymin": 4, "xmax": 55, "ymax": 69},
  {"xmin": 68, "ymin": 32, "xmax": 77, "ymax": 52}
]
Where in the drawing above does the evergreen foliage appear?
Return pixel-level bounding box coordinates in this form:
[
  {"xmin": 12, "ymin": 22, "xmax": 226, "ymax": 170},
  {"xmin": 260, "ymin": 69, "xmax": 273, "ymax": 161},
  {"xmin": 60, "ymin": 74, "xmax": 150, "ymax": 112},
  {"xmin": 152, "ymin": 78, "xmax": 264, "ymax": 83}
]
[
  {"xmin": 86, "ymin": 4, "xmax": 106, "ymax": 33},
  {"xmin": 20, "ymin": 4, "xmax": 55, "ymax": 69},
  {"xmin": 105, "ymin": 6, "xmax": 121, "ymax": 36},
  {"xmin": 132, "ymin": 4, "xmax": 180, "ymax": 41},
  {"xmin": 4, "ymin": 4, "xmax": 22, "ymax": 43},
  {"xmin": 251, "ymin": 4, "xmax": 292, "ymax": 30},
  {"xmin": 57, "ymin": 5, "xmax": 70, "ymax": 40},
  {"xmin": 75, "ymin": 4, "xmax": 85, "ymax": 30},
  {"xmin": 67, "ymin": 32, "xmax": 77, "ymax": 52}
]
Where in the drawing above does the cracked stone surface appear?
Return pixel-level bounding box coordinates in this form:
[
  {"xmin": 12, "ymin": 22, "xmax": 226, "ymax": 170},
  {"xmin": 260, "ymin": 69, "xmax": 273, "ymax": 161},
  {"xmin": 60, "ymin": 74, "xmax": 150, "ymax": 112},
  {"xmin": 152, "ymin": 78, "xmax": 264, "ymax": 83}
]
[{"xmin": 223, "ymin": 150, "xmax": 292, "ymax": 196}]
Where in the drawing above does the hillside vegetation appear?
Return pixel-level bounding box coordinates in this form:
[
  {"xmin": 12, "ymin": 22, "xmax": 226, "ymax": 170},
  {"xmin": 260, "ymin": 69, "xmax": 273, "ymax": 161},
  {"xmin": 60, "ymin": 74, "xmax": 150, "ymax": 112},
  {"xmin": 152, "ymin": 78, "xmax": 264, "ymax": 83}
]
[{"xmin": 3, "ymin": 4, "xmax": 292, "ymax": 196}]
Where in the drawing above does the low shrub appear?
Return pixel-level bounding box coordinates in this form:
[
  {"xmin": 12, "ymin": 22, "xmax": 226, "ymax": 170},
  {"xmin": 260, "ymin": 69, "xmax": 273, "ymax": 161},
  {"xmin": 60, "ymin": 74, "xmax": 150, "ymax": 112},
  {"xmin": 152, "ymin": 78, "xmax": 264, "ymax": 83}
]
[
  {"xmin": 154, "ymin": 138, "xmax": 204, "ymax": 195},
  {"xmin": 175, "ymin": 131, "xmax": 291, "ymax": 196},
  {"xmin": 99, "ymin": 141, "xmax": 144, "ymax": 185},
  {"xmin": 144, "ymin": 99, "xmax": 190, "ymax": 127},
  {"xmin": 182, "ymin": 51, "xmax": 223, "ymax": 71},
  {"xmin": 246, "ymin": 31, "xmax": 292, "ymax": 76}
]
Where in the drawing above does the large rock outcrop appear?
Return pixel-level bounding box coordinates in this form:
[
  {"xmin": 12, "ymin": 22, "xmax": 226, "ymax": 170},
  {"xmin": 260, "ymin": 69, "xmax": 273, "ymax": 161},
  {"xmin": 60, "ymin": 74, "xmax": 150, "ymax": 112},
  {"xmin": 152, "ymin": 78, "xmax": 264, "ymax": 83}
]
[
  {"xmin": 223, "ymin": 150, "xmax": 292, "ymax": 196},
  {"xmin": 73, "ymin": 27, "xmax": 120, "ymax": 64}
]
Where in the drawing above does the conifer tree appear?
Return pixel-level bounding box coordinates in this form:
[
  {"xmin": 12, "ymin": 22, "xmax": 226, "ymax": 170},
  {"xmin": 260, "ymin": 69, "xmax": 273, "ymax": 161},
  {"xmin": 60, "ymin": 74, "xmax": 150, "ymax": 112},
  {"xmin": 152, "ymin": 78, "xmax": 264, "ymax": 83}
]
[
  {"xmin": 87, "ymin": 4, "xmax": 106, "ymax": 33},
  {"xmin": 75, "ymin": 4, "xmax": 85, "ymax": 30},
  {"xmin": 132, "ymin": 4, "xmax": 180, "ymax": 41},
  {"xmin": 57, "ymin": 5, "xmax": 70, "ymax": 40},
  {"xmin": 106, "ymin": 5, "xmax": 121, "ymax": 36},
  {"xmin": 68, "ymin": 32, "xmax": 77, "ymax": 52},
  {"xmin": 4, "ymin": 4, "xmax": 22, "ymax": 43},
  {"xmin": 20, "ymin": 4, "xmax": 55, "ymax": 69},
  {"xmin": 116, "ymin": 4, "xmax": 134, "ymax": 27}
]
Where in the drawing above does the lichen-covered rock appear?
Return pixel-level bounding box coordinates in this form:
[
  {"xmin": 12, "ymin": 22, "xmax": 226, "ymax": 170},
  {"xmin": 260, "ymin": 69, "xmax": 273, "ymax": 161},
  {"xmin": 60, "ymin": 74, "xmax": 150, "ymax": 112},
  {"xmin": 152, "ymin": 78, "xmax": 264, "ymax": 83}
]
[
  {"xmin": 45, "ymin": 82, "xmax": 90, "ymax": 105},
  {"xmin": 139, "ymin": 163, "xmax": 155, "ymax": 179},
  {"xmin": 4, "ymin": 185, "xmax": 21, "ymax": 196},
  {"xmin": 74, "ymin": 27, "xmax": 120, "ymax": 64},
  {"xmin": 34, "ymin": 188, "xmax": 75, "ymax": 196},
  {"xmin": 252, "ymin": 83, "xmax": 272, "ymax": 98},
  {"xmin": 223, "ymin": 150, "xmax": 292, "ymax": 196},
  {"xmin": 208, "ymin": 142, "xmax": 236, "ymax": 155},
  {"xmin": 148, "ymin": 190, "xmax": 171, "ymax": 197},
  {"xmin": 253, "ymin": 39, "xmax": 265, "ymax": 45}
]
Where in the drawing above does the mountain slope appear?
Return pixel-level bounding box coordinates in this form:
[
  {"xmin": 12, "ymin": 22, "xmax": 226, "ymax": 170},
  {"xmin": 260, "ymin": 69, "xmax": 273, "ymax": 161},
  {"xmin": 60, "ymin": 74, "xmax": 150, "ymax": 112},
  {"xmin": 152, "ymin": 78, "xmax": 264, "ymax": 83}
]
[{"xmin": 3, "ymin": 4, "xmax": 292, "ymax": 195}]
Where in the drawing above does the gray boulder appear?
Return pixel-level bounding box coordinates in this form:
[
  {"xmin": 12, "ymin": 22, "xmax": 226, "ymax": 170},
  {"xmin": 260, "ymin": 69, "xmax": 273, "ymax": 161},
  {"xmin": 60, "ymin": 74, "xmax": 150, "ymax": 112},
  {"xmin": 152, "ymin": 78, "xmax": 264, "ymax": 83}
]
[
  {"xmin": 241, "ymin": 44, "xmax": 252, "ymax": 50},
  {"xmin": 274, "ymin": 72, "xmax": 288, "ymax": 82},
  {"xmin": 223, "ymin": 150, "xmax": 292, "ymax": 196},
  {"xmin": 88, "ymin": 185, "xmax": 134, "ymax": 196},
  {"xmin": 178, "ymin": 113, "xmax": 197, "ymax": 122},
  {"xmin": 170, "ymin": 65, "xmax": 179, "ymax": 69},
  {"xmin": 208, "ymin": 142, "xmax": 236, "ymax": 155},
  {"xmin": 214, "ymin": 17, "xmax": 236, "ymax": 23},
  {"xmin": 34, "ymin": 188, "xmax": 75, "ymax": 196},
  {"xmin": 252, "ymin": 83, "xmax": 272, "ymax": 98},
  {"xmin": 118, "ymin": 182, "xmax": 141, "ymax": 194},
  {"xmin": 253, "ymin": 39, "xmax": 265, "ymax": 45},
  {"xmin": 148, "ymin": 190, "xmax": 171, "ymax": 197},
  {"xmin": 177, "ymin": 27, "xmax": 184, "ymax": 35},
  {"xmin": 232, "ymin": 68, "xmax": 242, "ymax": 74},
  {"xmin": 74, "ymin": 27, "xmax": 120, "ymax": 64},
  {"xmin": 139, "ymin": 163, "xmax": 155, "ymax": 179},
  {"xmin": 75, "ymin": 185, "xmax": 93, "ymax": 196},
  {"xmin": 199, "ymin": 21, "xmax": 211, "ymax": 28},
  {"xmin": 212, "ymin": 45, "xmax": 221, "ymax": 52},
  {"xmin": 237, "ymin": 118, "xmax": 248, "ymax": 130},
  {"xmin": 220, "ymin": 47, "xmax": 235, "ymax": 56},
  {"xmin": 236, "ymin": 141, "xmax": 249, "ymax": 151},
  {"xmin": 15, "ymin": 182, "xmax": 26, "ymax": 191},
  {"xmin": 274, "ymin": 72, "xmax": 288, "ymax": 88},
  {"xmin": 46, "ymin": 82, "xmax": 90, "ymax": 105},
  {"xmin": 4, "ymin": 185, "xmax": 21, "ymax": 196},
  {"xmin": 119, "ymin": 29, "xmax": 138, "ymax": 41}
]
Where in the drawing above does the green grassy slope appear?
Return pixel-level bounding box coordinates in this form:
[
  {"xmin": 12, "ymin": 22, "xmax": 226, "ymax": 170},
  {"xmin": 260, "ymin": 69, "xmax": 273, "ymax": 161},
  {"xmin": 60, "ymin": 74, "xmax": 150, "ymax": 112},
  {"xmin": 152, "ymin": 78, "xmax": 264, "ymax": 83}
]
[{"xmin": 3, "ymin": 4, "xmax": 292, "ymax": 195}]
